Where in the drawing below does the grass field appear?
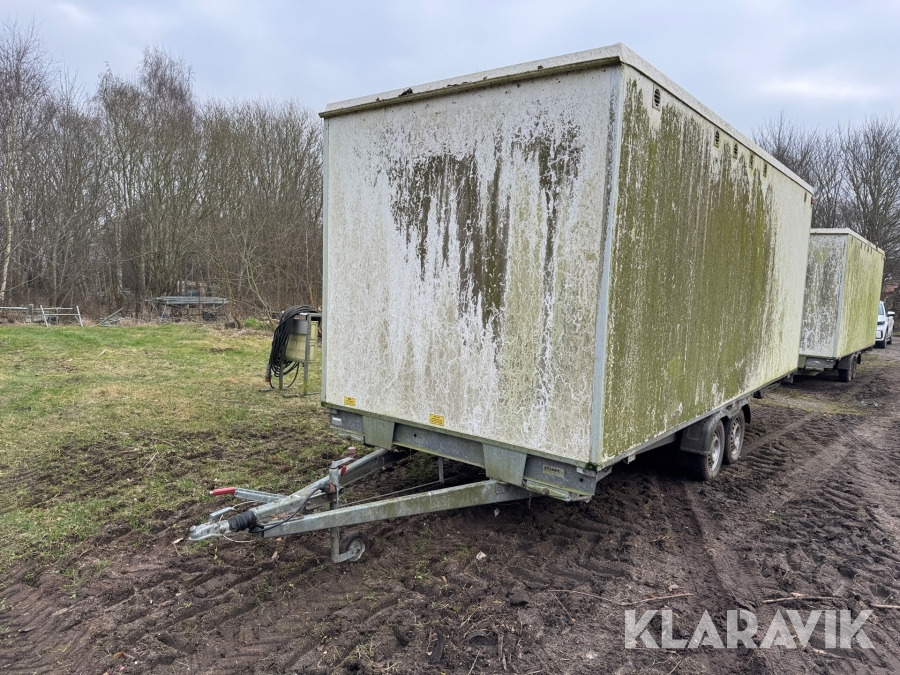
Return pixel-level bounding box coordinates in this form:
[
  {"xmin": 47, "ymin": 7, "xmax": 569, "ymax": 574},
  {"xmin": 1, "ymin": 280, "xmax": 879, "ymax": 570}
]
[{"xmin": 0, "ymin": 323, "xmax": 343, "ymax": 577}]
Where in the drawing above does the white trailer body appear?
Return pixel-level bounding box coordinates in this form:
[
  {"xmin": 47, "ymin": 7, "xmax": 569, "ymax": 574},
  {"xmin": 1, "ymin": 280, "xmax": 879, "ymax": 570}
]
[
  {"xmin": 321, "ymin": 44, "xmax": 812, "ymax": 482},
  {"xmin": 799, "ymin": 229, "xmax": 884, "ymax": 379}
]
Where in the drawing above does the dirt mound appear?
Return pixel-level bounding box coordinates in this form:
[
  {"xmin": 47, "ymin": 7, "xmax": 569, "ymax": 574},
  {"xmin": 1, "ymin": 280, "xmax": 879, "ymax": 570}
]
[{"xmin": 2, "ymin": 349, "xmax": 900, "ymax": 674}]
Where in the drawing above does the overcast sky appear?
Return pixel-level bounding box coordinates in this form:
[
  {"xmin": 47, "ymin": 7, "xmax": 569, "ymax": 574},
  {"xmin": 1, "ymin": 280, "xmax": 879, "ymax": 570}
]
[{"xmin": 1, "ymin": 0, "xmax": 897, "ymax": 136}]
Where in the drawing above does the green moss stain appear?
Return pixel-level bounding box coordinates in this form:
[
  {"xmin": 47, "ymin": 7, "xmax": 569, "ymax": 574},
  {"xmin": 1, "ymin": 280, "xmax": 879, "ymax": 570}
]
[
  {"xmin": 512, "ymin": 122, "xmax": 582, "ymax": 292},
  {"xmin": 387, "ymin": 152, "xmax": 510, "ymax": 339},
  {"xmin": 800, "ymin": 236, "xmax": 845, "ymax": 356},
  {"xmin": 386, "ymin": 120, "xmax": 582, "ymax": 345},
  {"xmin": 511, "ymin": 123, "xmax": 583, "ymax": 403},
  {"xmin": 837, "ymin": 236, "xmax": 884, "ymax": 355},
  {"xmin": 601, "ymin": 78, "xmax": 780, "ymax": 460}
]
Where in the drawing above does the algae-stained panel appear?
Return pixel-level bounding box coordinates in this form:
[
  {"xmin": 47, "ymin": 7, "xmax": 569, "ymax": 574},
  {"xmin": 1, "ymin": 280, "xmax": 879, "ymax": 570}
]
[
  {"xmin": 837, "ymin": 234, "xmax": 884, "ymax": 356},
  {"xmin": 324, "ymin": 68, "xmax": 616, "ymax": 464},
  {"xmin": 600, "ymin": 69, "xmax": 811, "ymax": 462},
  {"xmin": 800, "ymin": 234, "xmax": 846, "ymax": 358}
]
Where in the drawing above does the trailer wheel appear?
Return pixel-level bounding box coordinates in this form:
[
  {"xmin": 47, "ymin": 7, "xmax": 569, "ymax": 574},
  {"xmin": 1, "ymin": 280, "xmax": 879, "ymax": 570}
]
[
  {"xmin": 342, "ymin": 535, "xmax": 367, "ymax": 562},
  {"xmin": 838, "ymin": 358, "xmax": 856, "ymax": 382},
  {"xmin": 688, "ymin": 419, "xmax": 725, "ymax": 480},
  {"xmin": 723, "ymin": 415, "xmax": 745, "ymax": 465}
]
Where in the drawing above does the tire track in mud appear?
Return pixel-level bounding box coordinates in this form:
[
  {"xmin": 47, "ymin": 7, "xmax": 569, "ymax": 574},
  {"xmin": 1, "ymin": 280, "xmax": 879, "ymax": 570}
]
[
  {"xmin": 644, "ymin": 475, "xmax": 809, "ymax": 674},
  {"xmin": 721, "ymin": 417, "xmax": 862, "ymax": 529},
  {"xmin": 740, "ymin": 409, "xmax": 819, "ymax": 456},
  {"xmin": 705, "ymin": 354, "xmax": 900, "ymax": 673},
  {"xmin": 0, "ymin": 580, "xmax": 105, "ymax": 672},
  {"xmin": 2, "ymin": 350, "xmax": 900, "ymax": 674},
  {"xmin": 610, "ymin": 351, "xmax": 900, "ymax": 674},
  {"xmin": 0, "ymin": 531, "xmax": 340, "ymax": 673},
  {"xmin": 747, "ymin": 427, "xmax": 900, "ymax": 673},
  {"xmin": 775, "ymin": 424, "xmax": 900, "ymax": 573}
]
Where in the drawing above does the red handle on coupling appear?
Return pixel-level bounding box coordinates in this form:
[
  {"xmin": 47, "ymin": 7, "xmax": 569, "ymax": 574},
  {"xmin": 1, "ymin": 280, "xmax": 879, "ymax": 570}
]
[{"xmin": 210, "ymin": 487, "xmax": 236, "ymax": 496}]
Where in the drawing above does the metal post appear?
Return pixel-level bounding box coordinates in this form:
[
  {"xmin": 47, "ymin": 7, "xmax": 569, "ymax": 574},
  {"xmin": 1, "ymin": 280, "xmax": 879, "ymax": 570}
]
[
  {"xmin": 302, "ymin": 321, "xmax": 312, "ymax": 396},
  {"xmin": 329, "ymin": 494, "xmax": 341, "ymax": 561},
  {"xmin": 330, "ymin": 527, "xmax": 341, "ymax": 561}
]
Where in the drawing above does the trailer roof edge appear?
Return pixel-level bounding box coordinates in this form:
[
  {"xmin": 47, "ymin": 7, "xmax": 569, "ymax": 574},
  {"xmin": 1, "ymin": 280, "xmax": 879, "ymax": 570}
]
[
  {"xmin": 810, "ymin": 227, "xmax": 886, "ymax": 255},
  {"xmin": 320, "ymin": 43, "xmax": 628, "ymax": 119},
  {"xmin": 320, "ymin": 42, "xmax": 812, "ymax": 193}
]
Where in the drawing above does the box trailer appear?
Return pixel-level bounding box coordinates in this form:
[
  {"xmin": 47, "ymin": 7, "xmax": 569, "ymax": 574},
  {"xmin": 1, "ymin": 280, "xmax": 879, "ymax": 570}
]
[
  {"xmin": 191, "ymin": 44, "xmax": 813, "ymax": 559},
  {"xmin": 798, "ymin": 229, "xmax": 884, "ymax": 381}
]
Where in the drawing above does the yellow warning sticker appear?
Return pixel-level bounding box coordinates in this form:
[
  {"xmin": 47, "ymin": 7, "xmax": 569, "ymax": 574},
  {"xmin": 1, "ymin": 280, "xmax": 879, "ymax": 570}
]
[
  {"xmin": 344, "ymin": 396, "xmax": 356, "ymax": 407},
  {"xmin": 429, "ymin": 413, "xmax": 445, "ymax": 427}
]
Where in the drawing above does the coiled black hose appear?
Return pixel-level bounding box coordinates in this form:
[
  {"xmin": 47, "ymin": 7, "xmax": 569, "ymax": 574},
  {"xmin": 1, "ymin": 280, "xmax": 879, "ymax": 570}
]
[{"xmin": 265, "ymin": 305, "xmax": 317, "ymax": 387}]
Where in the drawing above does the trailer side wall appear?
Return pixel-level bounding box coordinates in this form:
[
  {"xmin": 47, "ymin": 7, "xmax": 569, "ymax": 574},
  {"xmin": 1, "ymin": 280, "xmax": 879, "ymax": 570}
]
[
  {"xmin": 322, "ymin": 46, "xmax": 814, "ymax": 472},
  {"xmin": 323, "ymin": 68, "xmax": 619, "ymax": 464},
  {"xmin": 838, "ymin": 234, "xmax": 884, "ymax": 356},
  {"xmin": 598, "ymin": 67, "xmax": 812, "ymax": 463}
]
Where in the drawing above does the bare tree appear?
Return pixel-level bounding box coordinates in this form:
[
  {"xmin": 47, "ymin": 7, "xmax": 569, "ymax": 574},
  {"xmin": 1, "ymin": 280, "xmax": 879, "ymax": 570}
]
[
  {"xmin": 841, "ymin": 115, "xmax": 900, "ymax": 280},
  {"xmin": 197, "ymin": 99, "xmax": 322, "ymax": 318},
  {"xmin": 97, "ymin": 46, "xmax": 200, "ymax": 314},
  {"xmin": 27, "ymin": 75, "xmax": 106, "ymax": 306},
  {"xmin": 0, "ymin": 20, "xmax": 54, "ymax": 304},
  {"xmin": 754, "ymin": 111, "xmax": 819, "ymax": 185},
  {"xmin": 97, "ymin": 67, "xmax": 144, "ymax": 305},
  {"xmin": 755, "ymin": 113, "xmax": 849, "ymax": 230},
  {"xmin": 137, "ymin": 48, "xmax": 201, "ymax": 301},
  {"xmin": 810, "ymin": 129, "xmax": 845, "ymax": 230},
  {"xmin": 0, "ymin": 22, "xmax": 325, "ymax": 320}
]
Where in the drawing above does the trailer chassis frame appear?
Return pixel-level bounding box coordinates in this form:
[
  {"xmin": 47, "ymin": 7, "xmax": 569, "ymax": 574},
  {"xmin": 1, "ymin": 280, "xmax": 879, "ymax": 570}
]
[
  {"xmin": 189, "ymin": 446, "xmax": 535, "ymax": 562},
  {"xmin": 189, "ymin": 384, "xmax": 773, "ymax": 562}
]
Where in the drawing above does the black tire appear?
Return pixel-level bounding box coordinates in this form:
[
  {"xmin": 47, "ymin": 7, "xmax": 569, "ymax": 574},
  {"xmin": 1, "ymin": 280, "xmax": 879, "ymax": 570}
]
[
  {"xmin": 838, "ymin": 356, "xmax": 858, "ymax": 382},
  {"xmin": 723, "ymin": 415, "xmax": 745, "ymax": 465},
  {"xmin": 688, "ymin": 419, "xmax": 725, "ymax": 481},
  {"xmin": 342, "ymin": 535, "xmax": 366, "ymax": 562},
  {"xmin": 876, "ymin": 340, "xmax": 886, "ymax": 349}
]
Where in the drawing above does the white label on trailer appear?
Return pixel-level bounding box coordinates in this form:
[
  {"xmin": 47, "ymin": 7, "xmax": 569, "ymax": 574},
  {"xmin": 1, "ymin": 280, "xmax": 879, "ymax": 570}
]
[{"xmin": 543, "ymin": 465, "xmax": 565, "ymax": 479}]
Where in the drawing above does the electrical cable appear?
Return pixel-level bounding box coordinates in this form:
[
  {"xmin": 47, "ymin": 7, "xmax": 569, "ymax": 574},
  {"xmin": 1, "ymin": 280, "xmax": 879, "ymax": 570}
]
[
  {"xmin": 265, "ymin": 305, "xmax": 317, "ymax": 387},
  {"xmin": 225, "ymin": 480, "xmax": 329, "ymax": 534},
  {"xmin": 258, "ymin": 483, "xmax": 326, "ymax": 532}
]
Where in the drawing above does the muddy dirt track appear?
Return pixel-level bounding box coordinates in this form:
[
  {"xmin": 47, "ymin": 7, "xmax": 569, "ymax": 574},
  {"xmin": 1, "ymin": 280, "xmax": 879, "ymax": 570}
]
[{"xmin": 2, "ymin": 347, "xmax": 900, "ymax": 674}]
